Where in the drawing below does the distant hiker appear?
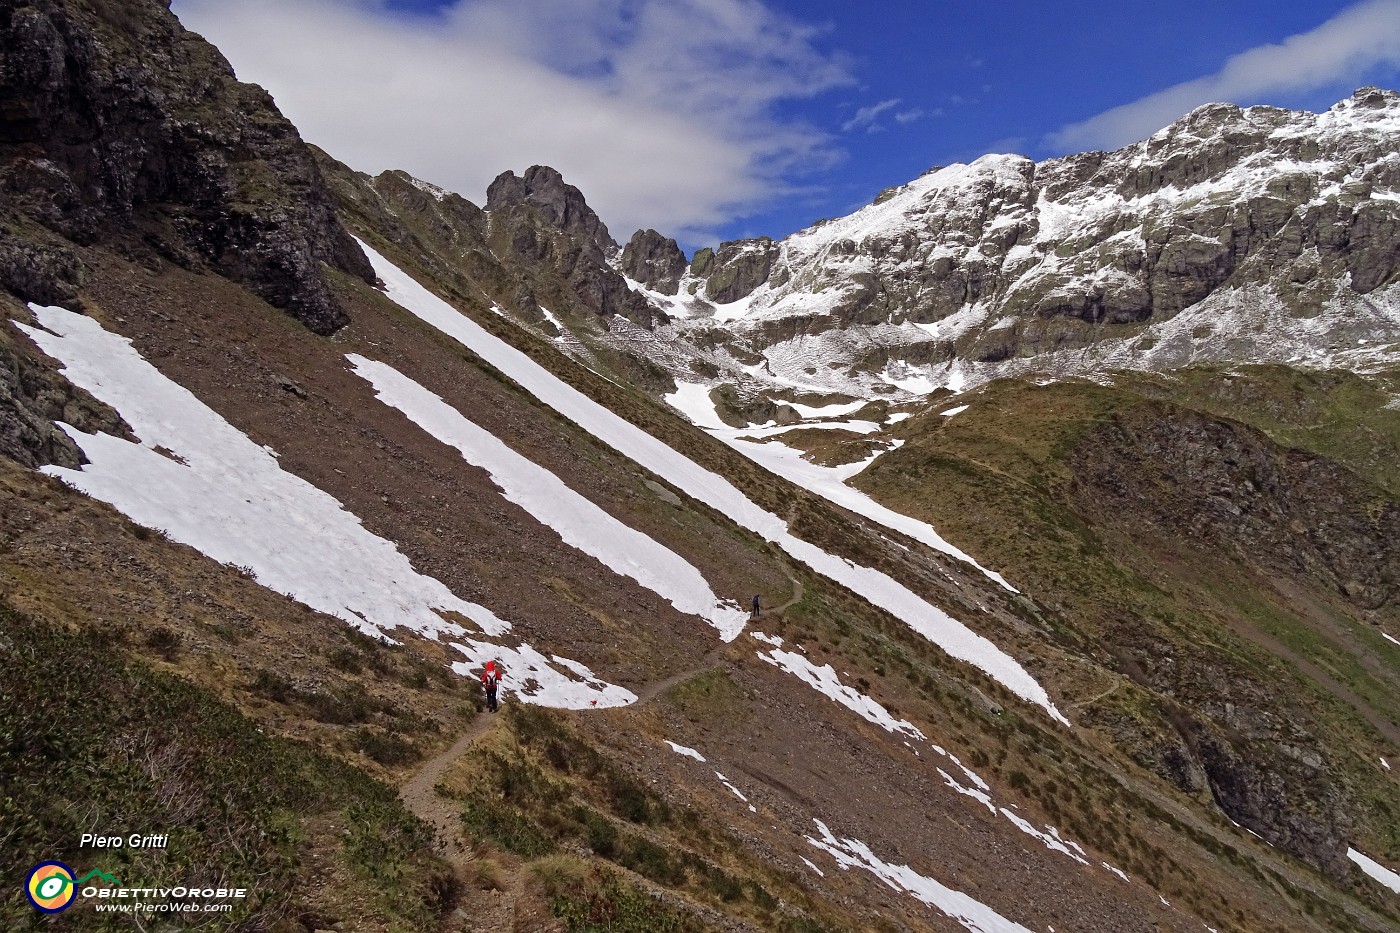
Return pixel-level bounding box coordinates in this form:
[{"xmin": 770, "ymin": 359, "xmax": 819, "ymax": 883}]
[
  {"xmin": 482, "ymin": 660, "xmax": 504, "ymax": 713},
  {"xmin": 751, "ymin": 594, "xmax": 761, "ymax": 616}
]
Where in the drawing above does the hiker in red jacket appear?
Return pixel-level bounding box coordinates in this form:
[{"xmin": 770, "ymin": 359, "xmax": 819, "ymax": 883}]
[{"xmin": 482, "ymin": 660, "xmax": 504, "ymax": 712}]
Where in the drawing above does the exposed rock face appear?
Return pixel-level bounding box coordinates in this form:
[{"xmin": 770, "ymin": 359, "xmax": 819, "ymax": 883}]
[
  {"xmin": 0, "ymin": 305, "xmax": 131, "ymax": 467},
  {"xmin": 708, "ymin": 383, "xmax": 800, "ymax": 428},
  {"xmin": 1074, "ymin": 406, "xmax": 1399, "ymax": 611},
  {"xmin": 701, "ymin": 237, "xmax": 778, "ymax": 304},
  {"xmin": 0, "ymin": 0, "xmax": 374, "ymax": 333},
  {"xmin": 0, "ymin": 220, "xmax": 86, "ymax": 307},
  {"xmin": 485, "ymin": 166, "xmax": 664, "ymax": 326},
  {"xmin": 1069, "ymin": 404, "xmax": 1396, "ymax": 876},
  {"xmin": 639, "ymin": 89, "xmax": 1400, "ymax": 400},
  {"xmin": 487, "ymin": 165, "xmax": 617, "ymax": 260},
  {"xmin": 620, "ymin": 228, "xmax": 686, "ymax": 295},
  {"xmin": 1193, "ymin": 727, "xmax": 1352, "ymax": 879}
]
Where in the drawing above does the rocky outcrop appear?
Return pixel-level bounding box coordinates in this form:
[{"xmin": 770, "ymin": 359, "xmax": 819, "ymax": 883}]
[
  {"xmin": 485, "ymin": 166, "xmax": 664, "ymax": 327},
  {"xmin": 1193, "ymin": 726, "xmax": 1352, "ymax": 879},
  {"xmin": 620, "ymin": 228, "xmax": 686, "ymax": 295},
  {"xmin": 0, "ymin": 218, "xmax": 86, "ymax": 307},
  {"xmin": 0, "ymin": 0, "xmax": 374, "ymax": 333},
  {"xmin": 697, "ymin": 237, "xmax": 779, "ymax": 304},
  {"xmin": 1073, "ymin": 405, "xmax": 1398, "ymax": 610},
  {"xmin": 1068, "ymin": 403, "xmax": 1396, "ymax": 876},
  {"xmin": 0, "ymin": 305, "xmax": 131, "ymax": 467},
  {"xmin": 487, "ymin": 166, "xmax": 617, "ymax": 261},
  {"xmin": 709, "ymin": 383, "xmax": 800, "ymax": 428}
]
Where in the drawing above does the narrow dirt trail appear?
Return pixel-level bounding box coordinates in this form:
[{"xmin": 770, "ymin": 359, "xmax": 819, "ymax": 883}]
[
  {"xmin": 397, "ymin": 575, "xmax": 805, "ymax": 861},
  {"xmin": 631, "ymin": 643, "xmax": 729, "ymax": 705},
  {"xmin": 400, "ymin": 712, "xmax": 496, "ymax": 866},
  {"xmin": 633, "ymin": 576, "xmax": 803, "ymax": 704},
  {"xmin": 763, "ymin": 576, "xmax": 804, "ymax": 615}
]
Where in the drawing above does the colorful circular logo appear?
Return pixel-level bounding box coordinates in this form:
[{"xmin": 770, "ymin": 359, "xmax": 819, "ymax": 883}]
[{"xmin": 26, "ymin": 861, "xmax": 76, "ymax": 913}]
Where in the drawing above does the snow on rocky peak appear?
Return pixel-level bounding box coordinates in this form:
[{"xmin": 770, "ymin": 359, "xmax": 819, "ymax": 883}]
[{"xmin": 633, "ymin": 89, "xmax": 1400, "ymax": 402}]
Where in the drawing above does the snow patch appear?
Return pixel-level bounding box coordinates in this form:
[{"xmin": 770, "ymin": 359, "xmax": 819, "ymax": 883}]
[
  {"xmin": 940, "ymin": 405, "xmax": 970, "ymax": 417},
  {"xmin": 408, "ymin": 177, "xmax": 449, "ymax": 200},
  {"xmin": 1350, "ymin": 848, "xmax": 1400, "ymax": 894},
  {"xmin": 939, "ymin": 768, "xmax": 995, "ymax": 813},
  {"xmin": 759, "ymin": 648, "xmax": 926, "ymax": 741},
  {"xmin": 536, "ymin": 304, "xmax": 566, "ymax": 333},
  {"xmin": 999, "ymin": 809, "xmax": 1088, "ymax": 864},
  {"xmin": 350, "ymin": 357, "xmax": 747, "ymax": 642},
  {"xmin": 665, "ymin": 381, "xmax": 731, "ymax": 430},
  {"xmin": 807, "ymin": 820, "xmax": 1036, "ymax": 932},
  {"xmin": 735, "ymin": 420, "xmax": 882, "ymax": 439},
  {"xmin": 715, "ymin": 771, "xmax": 754, "ymax": 810},
  {"xmin": 788, "ymin": 399, "xmax": 867, "ymax": 419},
  {"xmin": 665, "ymin": 741, "xmax": 706, "ymax": 762},
  {"xmin": 18, "ymin": 306, "xmax": 630, "ymax": 710}
]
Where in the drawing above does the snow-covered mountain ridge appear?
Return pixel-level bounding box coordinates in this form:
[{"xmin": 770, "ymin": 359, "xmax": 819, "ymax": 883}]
[{"xmin": 616, "ymin": 88, "xmax": 1400, "ymax": 401}]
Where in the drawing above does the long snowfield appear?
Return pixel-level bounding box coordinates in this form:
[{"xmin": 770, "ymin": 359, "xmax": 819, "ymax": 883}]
[
  {"xmin": 664, "ymin": 380, "xmax": 1018, "ymax": 592},
  {"xmin": 359, "ymin": 241, "xmax": 1068, "ymax": 726},
  {"xmin": 348, "ymin": 354, "xmax": 749, "ymax": 641},
  {"xmin": 17, "ymin": 306, "xmax": 635, "ymax": 709}
]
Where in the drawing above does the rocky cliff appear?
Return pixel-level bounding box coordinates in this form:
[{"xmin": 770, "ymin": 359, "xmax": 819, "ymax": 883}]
[
  {"xmin": 0, "ymin": 0, "xmax": 374, "ymax": 333},
  {"xmin": 599, "ymin": 89, "xmax": 1400, "ymax": 404}
]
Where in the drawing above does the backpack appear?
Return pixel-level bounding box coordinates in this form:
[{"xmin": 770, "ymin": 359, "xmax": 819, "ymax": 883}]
[{"xmin": 483, "ymin": 669, "xmax": 499, "ymax": 688}]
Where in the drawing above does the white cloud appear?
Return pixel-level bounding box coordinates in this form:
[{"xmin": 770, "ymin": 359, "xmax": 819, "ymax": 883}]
[
  {"xmin": 171, "ymin": 0, "xmax": 851, "ymax": 243},
  {"xmin": 894, "ymin": 108, "xmax": 927, "ymax": 125},
  {"xmin": 1048, "ymin": 0, "xmax": 1400, "ymax": 152},
  {"xmin": 841, "ymin": 98, "xmax": 901, "ymax": 132}
]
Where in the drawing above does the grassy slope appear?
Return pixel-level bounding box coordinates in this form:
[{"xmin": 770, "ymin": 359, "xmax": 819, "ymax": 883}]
[
  {"xmin": 855, "ymin": 370, "xmax": 1400, "ymax": 872},
  {"xmin": 0, "ymin": 598, "xmax": 455, "ymax": 932}
]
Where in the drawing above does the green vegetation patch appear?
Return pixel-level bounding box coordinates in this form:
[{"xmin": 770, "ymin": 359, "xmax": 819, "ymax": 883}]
[
  {"xmin": 448, "ymin": 705, "xmax": 837, "ymax": 930},
  {"xmin": 0, "ymin": 600, "xmax": 451, "ymax": 931},
  {"xmin": 548, "ymin": 866, "xmax": 702, "ymax": 933},
  {"xmin": 665, "ymin": 669, "xmax": 748, "ymax": 724}
]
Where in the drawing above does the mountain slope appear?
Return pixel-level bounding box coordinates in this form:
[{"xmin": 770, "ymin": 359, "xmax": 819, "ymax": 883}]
[
  {"xmin": 3, "ymin": 2, "xmax": 1400, "ymax": 931},
  {"xmin": 855, "ymin": 372, "xmax": 1400, "ymax": 875}
]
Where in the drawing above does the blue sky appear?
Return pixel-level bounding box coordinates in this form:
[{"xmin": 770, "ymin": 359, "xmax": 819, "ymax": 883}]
[{"xmin": 174, "ymin": 0, "xmax": 1400, "ymax": 250}]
